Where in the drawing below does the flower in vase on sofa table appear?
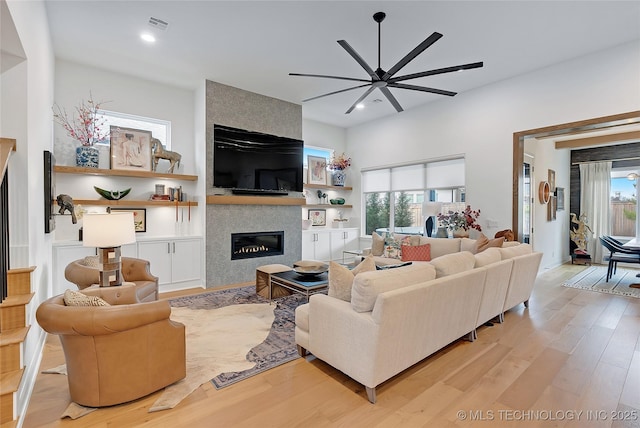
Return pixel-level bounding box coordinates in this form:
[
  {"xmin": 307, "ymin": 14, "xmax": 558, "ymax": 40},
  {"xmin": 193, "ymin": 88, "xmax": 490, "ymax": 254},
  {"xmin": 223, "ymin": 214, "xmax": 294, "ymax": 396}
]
[
  {"xmin": 52, "ymin": 93, "xmax": 109, "ymax": 168},
  {"xmin": 328, "ymin": 152, "xmax": 351, "ymax": 186},
  {"xmin": 437, "ymin": 205, "xmax": 482, "ymax": 237}
]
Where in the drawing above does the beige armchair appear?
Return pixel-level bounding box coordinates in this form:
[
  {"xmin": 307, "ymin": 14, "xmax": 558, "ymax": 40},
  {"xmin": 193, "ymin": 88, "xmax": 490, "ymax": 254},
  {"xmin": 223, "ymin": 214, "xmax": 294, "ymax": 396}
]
[
  {"xmin": 36, "ymin": 286, "xmax": 186, "ymax": 408},
  {"xmin": 65, "ymin": 256, "xmax": 158, "ymax": 302}
]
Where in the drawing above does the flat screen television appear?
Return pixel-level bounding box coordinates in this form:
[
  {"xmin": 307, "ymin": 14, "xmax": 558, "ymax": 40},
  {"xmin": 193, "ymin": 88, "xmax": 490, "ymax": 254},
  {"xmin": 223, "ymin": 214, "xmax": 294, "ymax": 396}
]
[{"xmin": 213, "ymin": 124, "xmax": 304, "ymax": 194}]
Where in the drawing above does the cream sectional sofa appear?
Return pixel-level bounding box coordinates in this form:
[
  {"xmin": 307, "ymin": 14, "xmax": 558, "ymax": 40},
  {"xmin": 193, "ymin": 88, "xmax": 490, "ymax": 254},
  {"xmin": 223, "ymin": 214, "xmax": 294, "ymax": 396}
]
[
  {"xmin": 294, "ymin": 243, "xmax": 542, "ymax": 403},
  {"xmin": 364, "ymin": 234, "xmax": 511, "ymax": 266}
]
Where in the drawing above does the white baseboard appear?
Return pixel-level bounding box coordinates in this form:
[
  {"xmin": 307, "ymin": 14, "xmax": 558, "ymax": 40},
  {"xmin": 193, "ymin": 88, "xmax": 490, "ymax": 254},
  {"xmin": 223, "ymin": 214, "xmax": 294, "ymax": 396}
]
[{"xmin": 15, "ymin": 328, "xmax": 47, "ymax": 428}]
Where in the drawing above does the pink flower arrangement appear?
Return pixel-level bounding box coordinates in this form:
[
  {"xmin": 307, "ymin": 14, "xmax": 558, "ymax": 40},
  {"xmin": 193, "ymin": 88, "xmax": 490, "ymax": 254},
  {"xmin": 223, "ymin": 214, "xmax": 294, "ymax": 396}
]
[
  {"xmin": 437, "ymin": 205, "xmax": 482, "ymax": 232},
  {"xmin": 328, "ymin": 152, "xmax": 351, "ymax": 170},
  {"xmin": 52, "ymin": 93, "xmax": 109, "ymax": 146}
]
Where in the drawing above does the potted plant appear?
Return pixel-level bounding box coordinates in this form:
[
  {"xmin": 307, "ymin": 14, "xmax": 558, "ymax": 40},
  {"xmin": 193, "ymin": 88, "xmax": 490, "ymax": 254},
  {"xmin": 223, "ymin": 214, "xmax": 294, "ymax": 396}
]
[
  {"xmin": 53, "ymin": 93, "xmax": 109, "ymax": 168},
  {"xmin": 327, "ymin": 152, "xmax": 351, "ymax": 186},
  {"xmin": 437, "ymin": 205, "xmax": 482, "ymax": 238}
]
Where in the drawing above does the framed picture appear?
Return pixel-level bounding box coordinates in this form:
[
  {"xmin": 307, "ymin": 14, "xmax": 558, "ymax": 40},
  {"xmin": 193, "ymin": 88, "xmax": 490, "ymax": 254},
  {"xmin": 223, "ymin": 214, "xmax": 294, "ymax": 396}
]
[
  {"xmin": 109, "ymin": 208, "xmax": 147, "ymax": 232},
  {"xmin": 110, "ymin": 126, "xmax": 153, "ymax": 171},
  {"xmin": 43, "ymin": 151, "xmax": 56, "ymax": 233},
  {"xmin": 555, "ymin": 187, "xmax": 565, "ymax": 210},
  {"xmin": 307, "ymin": 155, "xmax": 327, "ymax": 185},
  {"xmin": 308, "ymin": 209, "xmax": 326, "ymax": 226},
  {"xmin": 547, "ymin": 169, "xmax": 556, "ymax": 221}
]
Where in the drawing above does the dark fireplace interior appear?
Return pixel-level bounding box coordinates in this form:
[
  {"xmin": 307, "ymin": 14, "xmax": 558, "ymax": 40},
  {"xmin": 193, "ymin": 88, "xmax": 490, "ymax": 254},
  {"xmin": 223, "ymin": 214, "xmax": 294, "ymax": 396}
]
[{"xmin": 231, "ymin": 231, "xmax": 284, "ymax": 260}]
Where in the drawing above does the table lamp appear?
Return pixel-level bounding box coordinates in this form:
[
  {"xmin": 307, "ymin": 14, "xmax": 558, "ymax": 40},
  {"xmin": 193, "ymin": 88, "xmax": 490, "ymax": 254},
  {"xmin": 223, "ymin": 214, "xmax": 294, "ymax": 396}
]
[
  {"xmin": 82, "ymin": 212, "xmax": 136, "ymax": 287},
  {"xmin": 423, "ymin": 202, "xmax": 442, "ymax": 237}
]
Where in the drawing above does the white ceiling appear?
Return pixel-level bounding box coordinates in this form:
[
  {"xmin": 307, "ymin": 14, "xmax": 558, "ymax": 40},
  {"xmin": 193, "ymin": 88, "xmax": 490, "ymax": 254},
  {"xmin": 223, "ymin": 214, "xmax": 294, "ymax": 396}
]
[{"xmin": 43, "ymin": 1, "xmax": 640, "ymax": 128}]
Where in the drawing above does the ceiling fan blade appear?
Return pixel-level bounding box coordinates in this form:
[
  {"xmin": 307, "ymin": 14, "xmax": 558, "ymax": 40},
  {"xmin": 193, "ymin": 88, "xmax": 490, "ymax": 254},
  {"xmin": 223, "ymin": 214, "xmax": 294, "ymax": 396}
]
[
  {"xmin": 389, "ymin": 61, "xmax": 484, "ymax": 83},
  {"xmin": 383, "ymin": 32, "xmax": 443, "ymax": 79},
  {"xmin": 345, "ymin": 86, "xmax": 377, "ymax": 114},
  {"xmin": 303, "ymin": 84, "xmax": 371, "ymax": 103},
  {"xmin": 389, "ymin": 82, "xmax": 456, "ymax": 97},
  {"xmin": 379, "ymin": 87, "xmax": 403, "ymax": 112},
  {"xmin": 337, "ymin": 40, "xmax": 379, "ymax": 80},
  {"xmin": 289, "ymin": 73, "xmax": 371, "ymax": 83}
]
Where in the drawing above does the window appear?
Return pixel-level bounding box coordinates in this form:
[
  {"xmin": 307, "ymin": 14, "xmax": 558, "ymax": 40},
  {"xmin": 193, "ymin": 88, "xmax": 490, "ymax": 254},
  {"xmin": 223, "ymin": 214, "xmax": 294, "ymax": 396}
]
[
  {"xmin": 96, "ymin": 110, "xmax": 171, "ymax": 149},
  {"xmin": 362, "ymin": 158, "xmax": 465, "ymax": 235},
  {"xmin": 611, "ymin": 170, "xmax": 637, "ymax": 238}
]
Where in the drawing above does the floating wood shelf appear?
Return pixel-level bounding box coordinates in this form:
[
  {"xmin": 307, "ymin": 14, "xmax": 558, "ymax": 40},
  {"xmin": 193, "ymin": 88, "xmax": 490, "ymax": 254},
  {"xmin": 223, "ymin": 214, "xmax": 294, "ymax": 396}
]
[
  {"xmin": 207, "ymin": 195, "xmax": 307, "ymax": 206},
  {"xmin": 53, "ymin": 199, "xmax": 197, "ymax": 207},
  {"xmin": 304, "ymin": 184, "xmax": 352, "ymax": 191},
  {"xmin": 54, "ymin": 165, "xmax": 197, "ymax": 181}
]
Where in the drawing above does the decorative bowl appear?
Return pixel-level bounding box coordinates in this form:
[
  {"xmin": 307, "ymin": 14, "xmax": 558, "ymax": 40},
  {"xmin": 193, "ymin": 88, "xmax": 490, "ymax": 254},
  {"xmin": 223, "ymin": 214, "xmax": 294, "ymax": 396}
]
[
  {"xmin": 330, "ymin": 198, "xmax": 345, "ymax": 205},
  {"xmin": 94, "ymin": 186, "xmax": 131, "ymax": 200},
  {"xmin": 293, "ymin": 260, "xmax": 328, "ymax": 277}
]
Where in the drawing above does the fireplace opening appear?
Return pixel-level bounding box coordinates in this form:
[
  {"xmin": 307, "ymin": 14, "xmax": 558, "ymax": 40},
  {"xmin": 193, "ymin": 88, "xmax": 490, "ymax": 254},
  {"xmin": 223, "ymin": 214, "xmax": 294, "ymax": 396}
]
[{"xmin": 231, "ymin": 231, "xmax": 284, "ymax": 260}]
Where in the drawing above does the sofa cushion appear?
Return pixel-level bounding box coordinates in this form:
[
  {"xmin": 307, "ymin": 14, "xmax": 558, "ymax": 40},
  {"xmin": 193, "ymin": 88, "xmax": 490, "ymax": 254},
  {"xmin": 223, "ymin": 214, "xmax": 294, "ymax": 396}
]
[
  {"xmin": 429, "ymin": 251, "xmax": 476, "ymax": 278},
  {"xmin": 401, "ymin": 243, "xmax": 431, "ymax": 262},
  {"xmin": 474, "ymin": 247, "xmax": 502, "ymax": 267},
  {"xmin": 476, "ymin": 233, "xmax": 505, "ymax": 253},
  {"xmin": 328, "ymin": 255, "xmax": 377, "ymax": 302},
  {"xmin": 499, "ymin": 243, "xmax": 532, "ymax": 259},
  {"xmin": 418, "ymin": 237, "xmax": 462, "ymax": 259},
  {"xmin": 63, "ymin": 289, "xmax": 110, "ymax": 307},
  {"xmin": 351, "ymin": 263, "xmax": 436, "ymax": 313},
  {"xmin": 371, "ymin": 232, "xmax": 385, "ymax": 256},
  {"xmin": 460, "ymin": 238, "xmax": 478, "ymax": 254}
]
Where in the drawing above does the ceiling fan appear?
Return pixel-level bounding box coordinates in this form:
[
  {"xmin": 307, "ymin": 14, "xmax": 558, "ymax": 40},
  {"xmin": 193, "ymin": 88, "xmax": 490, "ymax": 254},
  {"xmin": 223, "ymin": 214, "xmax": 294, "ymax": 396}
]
[{"xmin": 290, "ymin": 11, "xmax": 483, "ymax": 114}]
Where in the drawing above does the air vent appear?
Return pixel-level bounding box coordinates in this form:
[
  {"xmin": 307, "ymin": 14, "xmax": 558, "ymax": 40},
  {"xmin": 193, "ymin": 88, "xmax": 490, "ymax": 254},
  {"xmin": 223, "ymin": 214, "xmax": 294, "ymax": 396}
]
[{"xmin": 148, "ymin": 17, "xmax": 169, "ymax": 31}]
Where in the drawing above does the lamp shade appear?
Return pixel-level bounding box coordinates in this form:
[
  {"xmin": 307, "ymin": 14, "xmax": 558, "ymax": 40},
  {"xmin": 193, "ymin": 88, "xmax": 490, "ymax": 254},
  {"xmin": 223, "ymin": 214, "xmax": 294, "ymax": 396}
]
[
  {"xmin": 423, "ymin": 202, "xmax": 443, "ymax": 217},
  {"xmin": 83, "ymin": 212, "xmax": 136, "ymax": 248}
]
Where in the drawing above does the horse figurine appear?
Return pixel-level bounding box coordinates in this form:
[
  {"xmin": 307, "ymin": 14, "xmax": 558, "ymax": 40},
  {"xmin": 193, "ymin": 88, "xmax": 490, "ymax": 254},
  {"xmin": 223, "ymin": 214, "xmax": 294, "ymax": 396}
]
[{"xmin": 151, "ymin": 138, "xmax": 181, "ymax": 173}]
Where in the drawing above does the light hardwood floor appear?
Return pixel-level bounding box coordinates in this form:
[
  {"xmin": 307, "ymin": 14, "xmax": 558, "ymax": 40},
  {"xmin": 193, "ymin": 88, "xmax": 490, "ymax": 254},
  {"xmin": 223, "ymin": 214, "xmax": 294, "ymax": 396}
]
[{"xmin": 23, "ymin": 264, "xmax": 640, "ymax": 427}]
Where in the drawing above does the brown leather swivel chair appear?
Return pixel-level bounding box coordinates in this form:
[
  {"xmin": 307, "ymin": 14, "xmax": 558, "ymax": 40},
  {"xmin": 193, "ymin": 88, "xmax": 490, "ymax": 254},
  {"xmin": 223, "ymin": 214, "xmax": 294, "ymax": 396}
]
[
  {"xmin": 65, "ymin": 256, "xmax": 158, "ymax": 302},
  {"xmin": 36, "ymin": 286, "xmax": 186, "ymax": 407}
]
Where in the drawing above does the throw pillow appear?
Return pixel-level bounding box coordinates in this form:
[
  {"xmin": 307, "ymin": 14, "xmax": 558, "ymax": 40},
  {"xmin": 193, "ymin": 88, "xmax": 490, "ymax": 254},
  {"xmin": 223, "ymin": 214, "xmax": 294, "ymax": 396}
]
[
  {"xmin": 371, "ymin": 232, "xmax": 385, "ymax": 256},
  {"xmin": 401, "ymin": 243, "xmax": 431, "ymax": 262},
  {"xmin": 63, "ymin": 289, "xmax": 110, "ymax": 307},
  {"xmin": 476, "ymin": 233, "xmax": 504, "ymax": 253},
  {"xmin": 383, "ymin": 245, "xmax": 401, "ymax": 259},
  {"xmin": 82, "ymin": 255, "xmax": 100, "ymax": 268},
  {"xmin": 327, "ymin": 255, "xmax": 376, "ymax": 302}
]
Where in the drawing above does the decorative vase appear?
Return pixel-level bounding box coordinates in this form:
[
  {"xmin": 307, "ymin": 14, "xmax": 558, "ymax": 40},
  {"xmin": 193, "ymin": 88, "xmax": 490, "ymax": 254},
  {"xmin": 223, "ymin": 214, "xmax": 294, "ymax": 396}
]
[
  {"xmin": 75, "ymin": 146, "xmax": 99, "ymax": 168},
  {"xmin": 435, "ymin": 227, "xmax": 448, "ymax": 238},
  {"xmin": 453, "ymin": 228, "xmax": 470, "ymax": 238},
  {"xmin": 332, "ymin": 170, "xmax": 346, "ymax": 186}
]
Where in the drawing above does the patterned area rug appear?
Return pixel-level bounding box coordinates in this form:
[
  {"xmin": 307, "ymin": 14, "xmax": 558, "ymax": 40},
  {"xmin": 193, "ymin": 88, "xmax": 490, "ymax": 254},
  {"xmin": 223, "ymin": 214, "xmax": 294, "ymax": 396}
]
[
  {"xmin": 562, "ymin": 265, "xmax": 640, "ymax": 298},
  {"xmin": 169, "ymin": 285, "xmax": 308, "ymax": 388}
]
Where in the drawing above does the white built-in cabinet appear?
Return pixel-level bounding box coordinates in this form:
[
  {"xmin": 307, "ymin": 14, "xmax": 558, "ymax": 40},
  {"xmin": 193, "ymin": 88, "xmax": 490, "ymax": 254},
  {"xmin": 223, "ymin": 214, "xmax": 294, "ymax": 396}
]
[
  {"xmin": 330, "ymin": 229, "xmax": 359, "ymax": 261},
  {"xmin": 137, "ymin": 238, "xmax": 202, "ymax": 290},
  {"xmin": 302, "ymin": 228, "xmax": 359, "ymax": 262},
  {"xmin": 53, "ymin": 237, "xmax": 202, "ymax": 295}
]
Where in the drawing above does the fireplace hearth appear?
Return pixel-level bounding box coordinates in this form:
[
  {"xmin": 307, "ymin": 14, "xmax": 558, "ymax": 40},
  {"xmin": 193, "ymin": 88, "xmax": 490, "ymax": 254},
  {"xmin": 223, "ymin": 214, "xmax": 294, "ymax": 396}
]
[{"xmin": 231, "ymin": 231, "xmax": 284, "ymax": 260}]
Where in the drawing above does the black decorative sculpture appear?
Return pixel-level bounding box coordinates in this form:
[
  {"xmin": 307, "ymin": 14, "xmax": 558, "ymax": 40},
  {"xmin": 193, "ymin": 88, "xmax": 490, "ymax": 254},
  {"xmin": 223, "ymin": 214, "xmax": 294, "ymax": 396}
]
[{"xmin": 56, "ymin": 194, "xmax": 77, "ymax": 224}]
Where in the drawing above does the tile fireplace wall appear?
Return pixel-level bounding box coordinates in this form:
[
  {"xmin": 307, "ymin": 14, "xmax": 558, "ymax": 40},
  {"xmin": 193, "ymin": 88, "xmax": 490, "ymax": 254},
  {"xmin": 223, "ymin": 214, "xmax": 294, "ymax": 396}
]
[
  {"xmin": 205, "ymin": 80, "xmax": 303, "ymax": 287},
  {"xmin": 206, "ymin": 205, "xmax": 301, "ymax": 287}
]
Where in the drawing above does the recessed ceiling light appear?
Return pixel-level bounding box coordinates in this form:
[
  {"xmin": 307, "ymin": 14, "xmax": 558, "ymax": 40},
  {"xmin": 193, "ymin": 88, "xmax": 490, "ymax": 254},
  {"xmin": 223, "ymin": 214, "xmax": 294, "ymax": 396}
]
[
  {"xmin": 140, "ymin": 33, "xmax": 156, "ymax": 43},
  {"xmin": 355, "ymin": 103, "xmax": 365, "ymax": 109}
]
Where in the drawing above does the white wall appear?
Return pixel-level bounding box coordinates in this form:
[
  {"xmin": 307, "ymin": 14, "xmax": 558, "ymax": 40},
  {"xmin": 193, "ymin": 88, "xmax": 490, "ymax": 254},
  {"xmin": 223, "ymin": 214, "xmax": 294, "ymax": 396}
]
[
  {"xmin": 52, "ymin": 60, "xmax": 201, "ymax": 241},
  {"xmin": 525, "ymin": 138, "xmax": 571, "ymax": 269},
  {"xmin": 4, "ymin": 0, "xmax": 55, "ymax": 423},
  {"xmin": 346, "ymin": 40, "xmax": 640, "ymax": 270},
  {"xmin": 302, "ymin": 118, "xmax": 353, "ymax": 225}
]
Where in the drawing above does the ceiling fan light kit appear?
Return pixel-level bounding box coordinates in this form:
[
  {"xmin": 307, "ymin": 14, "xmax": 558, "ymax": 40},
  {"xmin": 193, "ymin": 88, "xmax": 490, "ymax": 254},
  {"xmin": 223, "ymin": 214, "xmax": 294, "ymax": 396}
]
[{"xmin": 290, "ymin": 11, "xmax": 483, "ymax": 114}]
